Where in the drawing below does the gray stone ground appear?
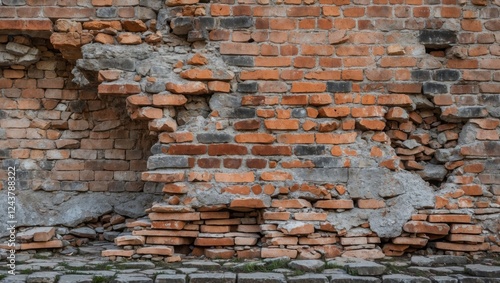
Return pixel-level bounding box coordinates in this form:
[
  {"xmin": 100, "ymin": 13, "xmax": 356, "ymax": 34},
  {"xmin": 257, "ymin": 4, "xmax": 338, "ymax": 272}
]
[{"xmin": 1, "ymin": 242, "xmax": 499, "ymax": 283}]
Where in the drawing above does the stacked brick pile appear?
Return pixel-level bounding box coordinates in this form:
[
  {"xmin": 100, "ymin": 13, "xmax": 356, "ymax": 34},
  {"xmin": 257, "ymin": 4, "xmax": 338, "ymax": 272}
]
[
  {"xmin": 0, "ymin": 227, "xmax": 63, "ymax": 251},
  {"xmin": 0, "ymin": 0, "xmax": 499, "ymax": 260}
]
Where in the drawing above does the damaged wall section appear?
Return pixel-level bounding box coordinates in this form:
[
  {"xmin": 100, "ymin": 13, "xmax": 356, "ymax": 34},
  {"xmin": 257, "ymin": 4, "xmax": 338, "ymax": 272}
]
[
  {"xmin": 0, "ymin": 35, "xmax": 161, "ymax": 242},
  {"xmin": 0, "ymin": 0, "xmax": 499, "ymax": 259}
]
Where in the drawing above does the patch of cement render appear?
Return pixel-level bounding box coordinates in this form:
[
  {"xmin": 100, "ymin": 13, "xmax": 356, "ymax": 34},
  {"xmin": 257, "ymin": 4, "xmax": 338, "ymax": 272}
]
[
  {"xmin": 337, "ymin": 168, "xmax": 435, "ymax": 238},
  {"xmin": 0, "ymin": 191, "xmax": 162, "ymax": 237}
]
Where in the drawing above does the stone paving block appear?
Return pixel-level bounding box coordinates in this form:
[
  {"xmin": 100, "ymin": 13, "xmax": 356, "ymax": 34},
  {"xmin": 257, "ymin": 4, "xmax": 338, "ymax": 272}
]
[
  {"xmin": 430, "ymin": 276, "xmax": 458, "ymax": 283},
  {"xmin": 465, "ymin": 264, "xmax": 500, "ymax": 278},
  {"xmin": 155, "ymin": 274, "xmax": 187, "ymax": 283},
  {"xmin": 237, "ymin": 272, "xmax": 287, "ymax": 283},
  {"xmin": 407, "ymin": 266, "xmax": 449, "ymax": 276},
  {"xmin": 287, "ymin": 274, "xmax": 329, "ymax": 283},
  {"xmin": 114, "ymin": 274, "xmax": 154, "ymax": 283},
  {"xmin": 452, "ymin": 274, "xmax": 498, "ymax": 283},
  {"xmin": 411, "ymin": 256, "xmax": 469, "ymax": 267},
  {"xmin": 26, "ymin": 272, "xmax": 60, "ymax": 283},
  {"xmin": 329, "ymin": 274, "xmax": 381, "ymax": 283},
  {"xmin": 58, "ymin": 274, "xmax": 93, "ymax": 283},
  {"xmin": 182, "ymin": 261, "xmax": 221, "ymax": 269},
  {"xmin": 345, "ymin": 260, "xmax": 387, "ymax": 276},
  {"xmin": 188, "ymin": 272, "xmax": 236, "ymax": 283},
  {"xmin": 288, "ymin": 260, "xmax": 325, "ymax": 272},
  {"xmin": 3, "ymin": 275, "xmax": 29, "ymax": 283},
  {"xmin": 382, "ymin": 274, "xmax": 432, "ymax": 283},
  {"xmin": 117, "ymin": 261, "xmax": 156, "ymax": 269}
]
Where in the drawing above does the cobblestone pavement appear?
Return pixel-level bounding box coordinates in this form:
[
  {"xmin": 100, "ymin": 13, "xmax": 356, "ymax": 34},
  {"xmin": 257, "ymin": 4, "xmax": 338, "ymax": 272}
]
[{"xmin": 1, "ymin": 242, "xmax": 499, "ymax": 283}]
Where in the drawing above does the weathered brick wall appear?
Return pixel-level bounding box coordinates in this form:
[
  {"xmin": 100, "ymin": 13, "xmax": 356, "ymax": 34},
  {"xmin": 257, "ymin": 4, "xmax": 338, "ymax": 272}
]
[{"xmin": 0, "ymin": 0, "xmax": 499, "ymax": 259}]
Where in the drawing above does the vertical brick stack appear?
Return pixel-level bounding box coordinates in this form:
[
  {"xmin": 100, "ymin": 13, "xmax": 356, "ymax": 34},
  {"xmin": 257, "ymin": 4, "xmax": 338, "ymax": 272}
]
[{"xmin": 0, "ymin": 0, "xmax": 499, "ymax": 259}]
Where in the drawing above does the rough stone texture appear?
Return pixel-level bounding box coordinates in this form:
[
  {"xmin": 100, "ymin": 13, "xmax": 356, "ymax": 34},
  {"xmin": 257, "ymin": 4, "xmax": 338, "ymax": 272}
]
[
  {"xmin": 411, "ymin": 256, "xmax": 469, "ymax": 267},
  {"xmin": 288, "ymin": 260, "xmax": 325, "ymax": 272},
  {"xmin": 0, "ymin": 192, "xmax": 161, "ymax": 237},
  {"xmin": 345, "ymin": 261, "xmax": 387, "ymax": 276},
  {"xmin": 237, "ymin": 273, "xmax": 286, "ymax": 283},
  {"xmin": 188, "ymin": 273, "xmax": 236, "ymax": 283},
  {"xmin": 287, "ymin": 274, "xmax": 328, "ymax": 283},
  {"xmin": 464, "ymin": 264, "xmax": 500, "ymax": 278},
  {"xmin": 382, "ymin": 275, "xmax": 431, "ymax": 283},
  {"xmin": 329, "ymin": 275, "xmax": 381, "ymax": 283}
]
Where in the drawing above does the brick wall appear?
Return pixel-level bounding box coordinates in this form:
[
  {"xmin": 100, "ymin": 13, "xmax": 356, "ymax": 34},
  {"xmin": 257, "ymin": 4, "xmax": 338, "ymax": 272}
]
[{"xmin": 0, "ymin": 0, "xmax": 499, "ymax": 258}]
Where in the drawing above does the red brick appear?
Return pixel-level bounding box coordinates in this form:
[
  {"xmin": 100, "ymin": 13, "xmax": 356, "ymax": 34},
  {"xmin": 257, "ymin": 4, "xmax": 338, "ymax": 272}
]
[
  {"xmin": 152, "ymin": 94, "xmax": 187, "ymax": 106},
  {"xmin": 211, "ymin": 4, "xmax": 230, "ymax": 16},
  {"xmin": 260, "ymin": 171, "xmax": 293, "ymax": 181},
  {"xmin": 246, "ymin": 159, "xmax": 267, "ymax": 169},
  {"xmin": 234, "ymin": 119, "xmax": 260, "ymax": 131},
  {"xmin": 352, "ymin": 106, "xmax": 386, "ymax": 117},
  {"xmin": 428, "ymin": 214, "xmax": 472, "ymax": 223},
  {"xmin": 435, "ymin": 242, "xmax": 489, "ymax": 252},
  {"xmin": 269, "ymin": 18, "xmax": 296, "ymax": 30},
  {"xmin": 316, "ymin": 132, "xmax": 357, "ymax": 144},
  {"xmin": 166, "ymin": 82, "xmax": 208, "ymax": 95},
  {"xmin": 287, "ymin": 6, "xmax": 321, "ymax": 17},
  {"xmin": 301, "ymin": 44, "xmax": 335, "ymax": 56},
  {"xmin": 341, "ymin": 70, "xmax": 364, "ymax": 80},
  {"xmin": 240, "ymin": 69, "xmax": 279, "ymax": 80},
  {"xmin": 277, "ymin": 134, "xmax": 315, "ymax": 144},
  {"xmin": 208, "ymin": 144, "xmax": 248, "ymax": 155},
  {"xmin": 255, "ymin": 57, "xmax": 292, "ymax": 67},
  {"xmin": 98, "ymin": 83, "xmax": 140, "ymax": 95},
  {"xmin": 281, "ymin": 95, "xmax": 308, "ymax": 105},
  {"xmin": 309, "ymin": 94, "xmax": 333, "ymax": 105},
  {"xmin": 264, "ymin": 119, "xmax": 299, "ymax": 130},
  {"xmin": 380, "ymin": 57, "xmax": 417, "ymax": 67},
  {"xmin": 318, "ymin": 107, "xmax": 350, "ymax": 117},
  {"xmin": 167, "ymin": 145, "xmax": 207, "ymax": 155},
  {"xmin": 235, "ymin": 133, "xmax": 276, "ymax": 143},
  {"xmin": 315, "ymin": 199, "xmax": 354, "ymax": 209},
  {"xmin": 220, "ymin": 43, "xmax": 260, "ymax": 55},
  {"xmin": 440, "ymin": 7, "xmax": 461, "ymax": 18},
  {"xmin": 358, "ymin": 199, "xmax": 386, "ymax": 209},
  {"xmin": 251, "ymin": 145, "xmax": 292, "ymax": 156},
  {"xmin": 450, "ymin": 224, "xmax": 482, "ymax": 234},
  {"xmin": 291, "ymin": 82, "xmax": 326, "ymax": 93},
  {"xmin": 403, "ymin": 221, "xmax": 450, "ymax": 235},
  {"xmin": 293, "ymin": 56, "xmax": 316, "ymax": 68},
  {"xmin": 461, "ymin": 19, "xmax": 482, "ymax": 32}
]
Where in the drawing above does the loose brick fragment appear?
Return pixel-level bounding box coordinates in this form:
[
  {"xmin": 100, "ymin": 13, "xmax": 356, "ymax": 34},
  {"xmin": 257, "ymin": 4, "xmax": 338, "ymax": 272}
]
[{"xmin": 166, "ymin": 82, "xmax": 209, "ymax": 95}]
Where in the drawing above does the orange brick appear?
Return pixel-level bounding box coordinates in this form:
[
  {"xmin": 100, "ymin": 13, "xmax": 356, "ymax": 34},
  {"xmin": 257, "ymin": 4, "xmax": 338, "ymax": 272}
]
[
  {"xmin": 264, "ymin": 119, "xmax": 300, "ymax": 130},
  {"xmin": 358, "ymin": 199, "xmax": 386, "ymax": 209},
  {"xmin": 211, "ymin": 4, "xmax": 230, "ymax": 16},
  {"xmin": 314, "ymin": 199, "xmax": 354, "ymax": 209},
  {"xmin": 316, "ymin": 132, "xmax": 357, "ymax": 144},
  {"xmin": 276, "ymin": 134, "xmax": 314, "ymax": 144},
  {"xmin": 403, "ymin": 221, "xmax": 450, "ymax": 235},
  {"xmin": 240, "ymin": 69, "xmax": 280, "ymax": 80},
  {"xmin": 261, "ymin": 171, "xmax": 293, "ymax": 181},
  {"xmin": 263, "ymin": 212, "xmax": 291, "ymax": 220},
  {"xmin": 230, "ymin": 198, "xmax": 269, "ymax": 208},
  {"xmin": 428, "ymin": 214, "xmax": 472, "ymax": 223},
  {"xmin": 351, "ymin": 106, "xmax": 386, "ymax": 117},
  {"xmin": 235, "ymin": 133, "xmax": 276, "ymax": 143},
  {"xmin": 215, "ymin": 172, "xmax": 255, "ymax": 183},
  {"xmin": 450, "ymin": 224, "xmax": 482, "ymax": 234},
  {"xmin": 272, "ymin": 199, "xmax": 312, "ymax": 208},
  {"xmin": 318, "ymin": 107, "xmax": 350, "ymax": 117},
  {"xmin": 290, "ymin": 82, "xmax": 326, "ymax": 93}
]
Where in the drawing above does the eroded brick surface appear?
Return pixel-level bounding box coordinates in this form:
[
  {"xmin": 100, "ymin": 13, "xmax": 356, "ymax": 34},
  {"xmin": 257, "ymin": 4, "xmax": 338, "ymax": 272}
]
[{"xmin": 0, "ymin": 0, "xmax": 499, "ymax": 260}]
